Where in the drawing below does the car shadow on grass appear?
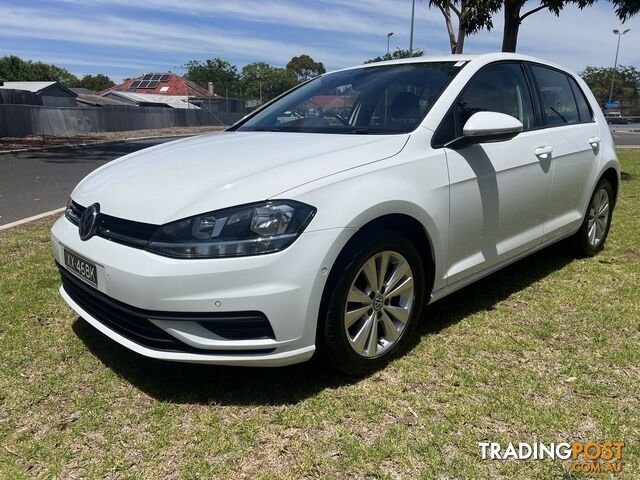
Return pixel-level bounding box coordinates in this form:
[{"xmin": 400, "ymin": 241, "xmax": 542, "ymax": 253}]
[{"xmin": 72, "ymin": 242, "xmax": 576, "ymax": 406}]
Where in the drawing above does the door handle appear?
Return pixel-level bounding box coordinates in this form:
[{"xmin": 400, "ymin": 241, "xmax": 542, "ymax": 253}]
[
  {"xmin": 534, "ymin": 146, "xmax": 553, "ymax": 158},
  {"xmin": 588, "ymin": 136, "xmax": 601, "ymax": 147}
]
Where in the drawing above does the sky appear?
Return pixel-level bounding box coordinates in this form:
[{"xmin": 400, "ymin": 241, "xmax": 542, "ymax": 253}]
[{"xmin": 0, "ymin": 0, "xmax": 638, "ymax": 83}]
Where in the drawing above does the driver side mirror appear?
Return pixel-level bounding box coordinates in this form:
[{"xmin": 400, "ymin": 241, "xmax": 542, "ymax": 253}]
[{"xmin": 445, "ymin": 111, "xmax": 523, "ymax": 150}]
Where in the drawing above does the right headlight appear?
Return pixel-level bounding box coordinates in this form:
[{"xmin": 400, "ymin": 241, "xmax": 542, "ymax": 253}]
[{"xmin": 146, "ymin": 200, "xmax": 316, "ymax": 259}]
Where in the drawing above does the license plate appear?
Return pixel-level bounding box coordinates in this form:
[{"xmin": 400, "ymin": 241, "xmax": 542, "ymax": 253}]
[{"xmin": 63, "ymin": 248, "xmax": 98, "ymax": 287}]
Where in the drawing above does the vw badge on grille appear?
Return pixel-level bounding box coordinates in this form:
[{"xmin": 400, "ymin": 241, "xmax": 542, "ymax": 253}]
[{"xmin": 79, "ymin": 203, "xmax": 100, "ymax": 241}]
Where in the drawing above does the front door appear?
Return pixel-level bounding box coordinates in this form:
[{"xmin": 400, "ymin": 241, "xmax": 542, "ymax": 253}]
[{"xmin": 432, "ymin": 62, "xmax": 554, "ymax": 286}]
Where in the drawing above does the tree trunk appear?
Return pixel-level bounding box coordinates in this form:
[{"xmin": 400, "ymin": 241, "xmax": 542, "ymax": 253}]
[
  {"xmin": 455, "ymin": 19, "xmax": 465, "ymax": 53},
  {"xmin": 438, "ymin": 4, "xmax": 457, "ymax": 54},
  {"xmin": 502, "ymin": 0, "xmax": 523, "ymax": 52}
]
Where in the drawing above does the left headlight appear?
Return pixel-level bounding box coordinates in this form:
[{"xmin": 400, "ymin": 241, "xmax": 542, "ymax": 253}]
[{"xmin": 146, "ymin": 200, "xmax": 316, "ymax": 259}]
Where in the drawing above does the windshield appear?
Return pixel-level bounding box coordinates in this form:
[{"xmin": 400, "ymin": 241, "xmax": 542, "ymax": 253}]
[{"xmin": 236, "ymin": 62, "xmax": 463, "ymax": 134}]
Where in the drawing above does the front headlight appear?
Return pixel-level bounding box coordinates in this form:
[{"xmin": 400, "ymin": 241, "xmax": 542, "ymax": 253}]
[{"xmin": 146, "ymin": 201, "xmax": 316, "ymax": 259}]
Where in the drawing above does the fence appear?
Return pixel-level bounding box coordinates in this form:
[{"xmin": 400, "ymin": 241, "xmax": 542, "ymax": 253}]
[{"xmin": 0, "ymin": 104, "xmax": 245, "ymax": 137}]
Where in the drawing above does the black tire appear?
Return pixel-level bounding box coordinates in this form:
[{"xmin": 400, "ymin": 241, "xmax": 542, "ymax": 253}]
[
  {"xmin": 318, "ymin": 230, "xmax": 426, "ymax": 376},
  {"xmin": 572, "ymin": 178, "xmax": 614, "ymax": 256}
]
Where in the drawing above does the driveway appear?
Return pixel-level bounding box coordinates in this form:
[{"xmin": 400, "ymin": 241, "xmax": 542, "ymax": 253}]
[{"xmin": 0, "ymin": 137, "xmax": 187, "ymax": 226}]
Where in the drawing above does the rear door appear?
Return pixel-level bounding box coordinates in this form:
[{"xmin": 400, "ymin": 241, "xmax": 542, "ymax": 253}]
[
  {"xmin": 434, "ymin": 62, "xmax": 553, "ymax": 285},
  {"xmin": 527, "ymin": 63, "xmax": 601, "ymax": 241}
]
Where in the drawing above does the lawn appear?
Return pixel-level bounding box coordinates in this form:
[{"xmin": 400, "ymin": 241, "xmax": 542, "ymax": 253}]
[{"xmin": 1, "ymin": 150, "xmax": 638, "ymax": 479}]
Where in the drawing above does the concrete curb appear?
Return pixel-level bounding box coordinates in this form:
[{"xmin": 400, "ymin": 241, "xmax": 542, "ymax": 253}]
[
  {"xmin": 0, "ymin": 130, "xmax": 224, "ymax": 155},
  {"xmin": 0, "ymin": 207, "xmax": 65, "ymax": 231}
]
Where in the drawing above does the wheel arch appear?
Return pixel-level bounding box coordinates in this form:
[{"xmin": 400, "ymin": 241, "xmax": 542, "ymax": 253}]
[
  {"xmin": 315, "ymin": 211, "xmax": 437, "ymax": 355},
  {"xmin": 319, "ymin": 211, "xmax": 437, "ymax": 319},
  {"xmin": 599, "ymin": 167, "xmax": 619, "ymax": 207}
]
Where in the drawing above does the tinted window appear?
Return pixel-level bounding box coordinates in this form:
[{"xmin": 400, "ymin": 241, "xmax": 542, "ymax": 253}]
[
  {"xmin": 237, "ymin": 63, "xmax": 462, "ymax": 134},
  {"xmin": 433, "ymin": 63, "xmax": 534, "ymax": 147},
  {"xmin": 530, "ymin": 65, "xmax": 579, "ymax": 126},
  {"xmin": 568, "ymin": 76, "xmax": 593, "ymax": 123}
]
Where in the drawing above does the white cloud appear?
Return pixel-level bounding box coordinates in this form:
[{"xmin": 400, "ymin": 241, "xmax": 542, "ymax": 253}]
[{"xmin": 1, "ymin": 0, "xmax": 638, "ymax": 81}]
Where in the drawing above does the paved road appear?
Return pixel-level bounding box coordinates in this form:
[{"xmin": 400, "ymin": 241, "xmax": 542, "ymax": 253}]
[
  {"xmin": 611, "ymin": 127, "xmax": 640, "ymax": 147},
  {"xmin": 0, "ymin": 137, "xmax": 184, "ymax": 226}
]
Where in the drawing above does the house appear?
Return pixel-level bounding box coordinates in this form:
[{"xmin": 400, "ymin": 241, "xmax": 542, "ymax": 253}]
[
  {"xmin": 101, "ymin": 91, "xmax": 199, "ymax": 109},
  {"xmin": 0, "ymin": 81, "xmax": 77, "ymax": 107},
  {"xmin": 102, "ymin": 72, "xmax": 209, "ymax": 98},
  {"xmin": 70, "ymin": 88, "xmax": 129, "ymax": 107}
]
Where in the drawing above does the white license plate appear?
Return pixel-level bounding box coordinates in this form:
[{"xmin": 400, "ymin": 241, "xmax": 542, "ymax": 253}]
[{"xmin": 63, "ymin": 248, "xmax": 98, "ymax": 287}]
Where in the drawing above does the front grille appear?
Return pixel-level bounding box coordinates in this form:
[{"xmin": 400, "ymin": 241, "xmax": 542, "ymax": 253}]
[
  {"xmin": 58, "ymin": 263, "xmax": 275, "ymax": 354},
  {"xmin": 66, "ymin": 200, "xmax": 157, "ymax": 249}
]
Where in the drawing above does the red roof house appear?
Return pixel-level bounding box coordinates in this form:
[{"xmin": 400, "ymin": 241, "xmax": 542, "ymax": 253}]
[{"xmin": 102, "ymin": 72, "xmax": 209, "ymax": 98}]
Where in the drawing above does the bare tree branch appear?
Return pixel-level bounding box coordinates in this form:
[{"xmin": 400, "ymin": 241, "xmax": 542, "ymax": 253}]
[{"xmin": 520, "ymin": 4, "xmax": 548, "ymax": 21}]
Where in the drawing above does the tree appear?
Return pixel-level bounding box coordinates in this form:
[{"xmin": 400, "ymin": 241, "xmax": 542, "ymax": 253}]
[
  {"xmin": 286, "ymin": 54, "xmax": 326, "ymax": 82},
  {"xmin": 0, "ymin": 55, "xmax": 79, "ymax": 87},
  {"xmin": 183, "ymin": 58, "xmax": 240, "ymax": 93},
  {"xmin": 364, "ymin": 48, "xmax": 425, "ymax": 64},
  {"xmin": 501, "ymin": 0, "xmax": 640, "ymax": 53},
  {"xmin": 580, "ymin": 65, "xmax": 640, "ymax": 113},
  {"xmin": 428, "ymin": 1, "xmax": 501, "ymax": 54},
  {"xmin": 76, "ymin": 74, "xmax": 114, "ymax": 92},
  {"xmin": 241, "ymin": 62, "xmax": 298, "ymax": 102}
]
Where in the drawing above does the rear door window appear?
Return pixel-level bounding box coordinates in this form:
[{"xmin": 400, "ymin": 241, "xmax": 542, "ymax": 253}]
[{"xmin": 530, "ymin": 65, "xmax": 579, "ymax": 127}]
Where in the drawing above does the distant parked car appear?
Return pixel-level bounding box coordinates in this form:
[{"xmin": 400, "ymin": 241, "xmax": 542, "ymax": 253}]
[
  {"xmin": 606, "ymin": 112, "xmax": 633, "ymax": 125},
  {"xmin": 52, "ymin": 53, "xmax": 619, "ymax": 375}
]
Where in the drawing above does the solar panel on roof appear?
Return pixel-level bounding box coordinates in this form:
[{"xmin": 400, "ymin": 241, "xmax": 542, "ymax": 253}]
[
  {"xmin": 159, "ymin": 74, "xmax": 170, "ymax": 82},
  {"xmin": 138, "ymin": 81, "xmax": 150, "ymax": 88},
  {"xmin": 151, "ymin": 74, "xmax": 162, "ymax": 81},
  {"xmin": 148, "ymin": 80, "xmax": 160, "ymax": 88},
  {"xmin": 129, "ymin": 81, "xmax": 141, "ymax": 89},
  {"xmin": 142, "ymin": 74, "xmax": 153, "ymax": 81}
]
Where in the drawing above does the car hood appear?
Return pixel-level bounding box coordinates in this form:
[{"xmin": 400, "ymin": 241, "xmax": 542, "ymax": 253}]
[{"xmin": 72, "ymin": 131, "xmax": 409, "ymax": 224}]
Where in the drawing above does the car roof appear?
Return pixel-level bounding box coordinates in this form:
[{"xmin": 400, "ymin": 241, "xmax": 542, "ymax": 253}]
[{"xmin": 331, "ymin": 52, "xmax": 571, "ymax": 76}]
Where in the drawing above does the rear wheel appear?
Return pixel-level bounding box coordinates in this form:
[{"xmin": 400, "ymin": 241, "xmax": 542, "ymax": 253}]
[
  {"xmin": 319, "ymin": 231, "xmax": 426, "ymax": 375},
  {"xmin": 572, "ymin": 178, "xmax": 614, "ymax": 256}
]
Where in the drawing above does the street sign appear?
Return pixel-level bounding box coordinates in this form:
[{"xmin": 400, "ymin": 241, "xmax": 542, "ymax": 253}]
[{"xmin": 605, "ymin": 101, "xmax": 621, "ymax": 108}]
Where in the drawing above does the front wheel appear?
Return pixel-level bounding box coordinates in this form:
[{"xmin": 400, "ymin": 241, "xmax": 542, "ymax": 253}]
[
  {"xmin": 572, "ymin": 178, "xmax": 614, "ymax": 256},
  {"xmin": 318, "ymin": 231, "xmax": 426, "ymax": 375}
]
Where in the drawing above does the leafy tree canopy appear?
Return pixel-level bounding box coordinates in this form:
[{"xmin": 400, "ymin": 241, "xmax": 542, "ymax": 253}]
[
  {"xmin": 0, "ymin": 55, "xmax": 79, "ymax": 87},
  {"xmin": 183, "ymin": 58, "xmax": 241, "ymax": 93},
  {"xmin": 364, "ymin": 48, "xmax": 425, "ymax": 64},
  {"xmin": 501, "ymin": 0, "xmax": 639, "ymax": 52},
  {"xmin": 286, "ymin": 54, "xmax": 326, "ymax": 81},
  {"xmin": 580, "ymin": 65, "xmax": 640, "ymax": 112},
  {"xmin": 241, "ymin": 62, "xmax": 298, "ymax": 101},
  {"xmin": 77, "ymin": 74, "xmax": 115, "ymax": 92}
]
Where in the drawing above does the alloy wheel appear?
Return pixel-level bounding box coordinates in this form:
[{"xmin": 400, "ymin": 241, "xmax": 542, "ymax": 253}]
[
  {"xmin": 343, "ymin": 250, "xmax": 415, "ymax": 358},
  {"xmin": 587, "ymin": 187, "xmax": 610, "ymax": 247}
]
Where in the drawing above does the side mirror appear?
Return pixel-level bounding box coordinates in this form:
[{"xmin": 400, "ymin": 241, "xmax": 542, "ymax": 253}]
[{"xmin": 445, "ymin": 111, "xmax": 523, "ymax": 150}]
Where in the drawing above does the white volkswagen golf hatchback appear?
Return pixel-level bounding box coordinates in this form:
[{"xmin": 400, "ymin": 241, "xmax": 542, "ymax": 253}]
[{"xmin": 51, "ymin": 53, "xmax": 619, "ymax": 375}]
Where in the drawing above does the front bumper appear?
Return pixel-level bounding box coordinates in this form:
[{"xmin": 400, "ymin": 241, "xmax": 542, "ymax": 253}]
[{"xmin": 51, "ymin": 216, "xmax": 353, "ymax": 366}]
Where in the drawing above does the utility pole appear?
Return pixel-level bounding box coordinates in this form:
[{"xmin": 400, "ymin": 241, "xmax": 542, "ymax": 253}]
[
  {"xmin": 608, "ymin": 28, "xmax": 630, "ymax": 106},
  {"xmin": 409, "ymin": 0, "xmax": 416, "ymax": 54}
]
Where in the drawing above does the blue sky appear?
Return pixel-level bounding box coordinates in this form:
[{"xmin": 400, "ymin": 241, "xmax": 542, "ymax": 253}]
[{"xmin": 1, "ymin": 0, "xmax": 638, "ymax": 82}]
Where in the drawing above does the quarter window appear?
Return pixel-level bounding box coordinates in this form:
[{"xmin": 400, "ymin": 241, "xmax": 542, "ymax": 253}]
[
  {"xmin": 530, "ymin": 65, "xmax": 579, "ymax": 126},
  {"xmin": 433, "ymin": 63, "xmax": 534, "ymax": 147},
  {"xmin": 567, "ymin": 76, "xmax": 593, "ymax": 123}
]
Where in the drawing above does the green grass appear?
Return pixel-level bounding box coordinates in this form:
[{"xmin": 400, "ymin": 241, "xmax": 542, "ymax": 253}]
[{"xmin": 1, "ymin": 150, "xmax": 639, "ymax": 479}]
